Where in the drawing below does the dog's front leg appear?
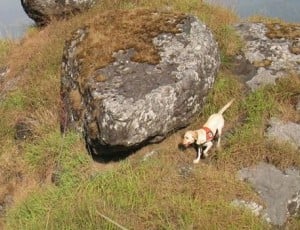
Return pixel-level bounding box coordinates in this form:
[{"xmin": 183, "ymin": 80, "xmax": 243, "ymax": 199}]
[
  {"xmin": 203, "ymin": 141, "xmax": 213, "ymax": 158},
  {"xmin": 193, "ymin": 146, "xmax": 202, "ymax": 164},
  {"xmin": 216, "ymin": 129, "xmax": 222, "ymax": 150}
]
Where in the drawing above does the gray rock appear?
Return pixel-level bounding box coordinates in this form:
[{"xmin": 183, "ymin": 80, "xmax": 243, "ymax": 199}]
[
  {"xmin": 21, "ymin": 0, "xmax": 95, "ymax": 26},
  {"xmin": 238, "ymin": 162, "xmax": 300, "ymax": 226},
  {"xmin": 14, "ymin": 119, "xmax": 33, "ymax": 141},
  {"xmin": 235, "ymin": 23, "xmax": 300, "ymax": 91},
  {"xmin": 178, "ymin": 164, "xmax": 193, "ymax": 178},
  {"xmin": 231, "ymin": 199, "xmax": 264, "ymax": 217},
  {"xmin": 266, "ymin": 117, "xmax": 300, "ymax": 149},
  {"xmin": 61, "ymin": 12, "xmax": 220, "ymax": 155}
]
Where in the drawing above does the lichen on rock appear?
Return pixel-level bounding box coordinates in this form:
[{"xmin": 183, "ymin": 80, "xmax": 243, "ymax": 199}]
[{"xmin": 61, "ymin": 9, "xmax": 220, "ymax": 156}]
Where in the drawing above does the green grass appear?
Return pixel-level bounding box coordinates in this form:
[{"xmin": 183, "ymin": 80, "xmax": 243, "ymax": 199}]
[
  {"xmin": 6, "ymin": 158, "xmax": 268, "ymax": 229},
  {"xmin": 25, "ymin": 131, "xmax": 91, "ymax": 186},
  {"xmin": 0, "ymin": 90, "xmax": 27, "ymax": 110}
]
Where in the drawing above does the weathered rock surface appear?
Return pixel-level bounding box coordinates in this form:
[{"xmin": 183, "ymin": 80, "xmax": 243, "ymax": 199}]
[
  {"xmin": 61, "ymin": 10, "xmax": 220, "ymax": 155},
  {"xmin": 235, "ymin": 23, "xmax": 300, "ymax": 91},
  {"xmin": 21, "ymin": 0, "xmax": 95, "ymax": 26},
  {"xmin": 239, "ymin": 162, "xmax": 300, "ymax": 226},
  {"xmin": 266, "ymin": 117, "xmax": 300, "ymax": 149}
]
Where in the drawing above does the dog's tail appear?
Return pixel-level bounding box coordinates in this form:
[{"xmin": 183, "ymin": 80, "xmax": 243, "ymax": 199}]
[{"xmin": 217, "ymin": 99, "xmax": 235, "ymax": 115}]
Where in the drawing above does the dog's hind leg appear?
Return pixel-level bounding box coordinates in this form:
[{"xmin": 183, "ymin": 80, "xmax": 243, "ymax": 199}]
[{"xmin": 193, "ymin": 146, "xmax": 202, "ymax": 164}]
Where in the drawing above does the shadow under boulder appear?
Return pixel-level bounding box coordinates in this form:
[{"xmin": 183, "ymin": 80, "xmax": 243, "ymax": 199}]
[{"xmin": 60, "ymin": 9, "xmax": 220, "ymax": 157}]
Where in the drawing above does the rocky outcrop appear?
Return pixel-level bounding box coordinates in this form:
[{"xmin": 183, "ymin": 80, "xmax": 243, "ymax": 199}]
[
  {"xmin": 234, "ymin": 23, "xmax": 300, "ymax": 91},
  {"xmin": 266, "ymin": 117, "xmax": 300, "ymax": 149},
  {"xmin": 238, "ymin": 162, "xmax": 300, "ymax": 226},
  {"xmin": 21, "ymin": 0, "xmax": 95, "ymax": 26},
  {"xmin": 61, "ymin": 10, "xmax": 220, "ymax": 156}
]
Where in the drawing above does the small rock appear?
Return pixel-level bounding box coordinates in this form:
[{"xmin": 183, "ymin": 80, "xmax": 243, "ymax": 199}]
[
  {"xmin": 178, "ymin": 164, "xmax": 193, "ymax": 178},
  {"xmin": 142, "ymin": 150, "xmax": 159, "ymax": 162},
  {"xmin": 14, "ymin": 119, "xmax": 33, "ymax": 141}
]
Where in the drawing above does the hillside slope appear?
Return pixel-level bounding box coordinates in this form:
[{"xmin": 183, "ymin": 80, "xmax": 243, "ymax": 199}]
[{"xmin": 0, "ymin": 0, "xmax": 299, "ymax": 229}]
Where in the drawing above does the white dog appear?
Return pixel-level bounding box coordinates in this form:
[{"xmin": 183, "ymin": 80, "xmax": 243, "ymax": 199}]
[{"xmin": 182, "ymin": 99, "xmax": 234, "ymax": 163}]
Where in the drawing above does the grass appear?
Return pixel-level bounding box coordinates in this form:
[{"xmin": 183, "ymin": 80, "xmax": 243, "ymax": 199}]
[
  {"xmin": 0, "ymin": 0, "xmax": 299, "ymax": 229},
  {"xmin": 0, "ymin": 39, "xmax": 12, "ymax": 67},
  {"xmin": 6, "ymin": 158, "xmax": 268, "ymax": 229},
  {"xmin": 213, "ymin": 76, "xmax": 300, "ymax": 171}
]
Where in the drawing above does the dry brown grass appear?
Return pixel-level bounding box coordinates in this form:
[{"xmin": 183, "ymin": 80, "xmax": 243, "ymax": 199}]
[
  {"xmin": 270, "ymin": 73, "xmax": 300, "ymax": 123},
  {"xmin": 266, "ymin": 23, "xmax": 300, "ymax": 40}
]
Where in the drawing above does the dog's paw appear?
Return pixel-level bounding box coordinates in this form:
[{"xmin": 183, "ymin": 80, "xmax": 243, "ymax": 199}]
[{"xmin": 193, "ymin": 159, "xmax": 200, "ymax": 164}]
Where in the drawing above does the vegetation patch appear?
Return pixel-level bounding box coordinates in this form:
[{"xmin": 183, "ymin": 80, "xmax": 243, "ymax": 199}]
[
  {"xmin": 266, "ymin": 22, "xmax": 300, "ymax": 40},
  {"xmin": 76, "ymin": 9, "xmax": 186, "ymax": 82},
  {"xmin": 6, "ymin": 159, "xmax": 268, "ymax": 229}
]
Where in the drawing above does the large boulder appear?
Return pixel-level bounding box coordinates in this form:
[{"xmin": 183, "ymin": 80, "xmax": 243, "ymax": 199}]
[
  {"xmin": 20, "ymin": 0, "xmax": 95, "ymax": 26},
  {"xmin": 61, "ymin": 9, "xmax": 220, "ymax": 155}
]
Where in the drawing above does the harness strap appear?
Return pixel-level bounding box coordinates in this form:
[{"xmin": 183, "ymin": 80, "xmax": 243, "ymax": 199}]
[{"xmin": 202, "ymin": 127, "xmax": 214, "ymax": 142}]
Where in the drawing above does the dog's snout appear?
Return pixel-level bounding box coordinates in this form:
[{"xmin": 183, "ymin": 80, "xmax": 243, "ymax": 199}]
[{"xmin": 178, "ymin": 143, "xmax": 186, "ymax": 151}]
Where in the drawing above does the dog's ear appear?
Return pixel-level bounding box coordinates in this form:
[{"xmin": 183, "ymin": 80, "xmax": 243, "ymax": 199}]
[{"xmin": 191, "ymin": 131, "xmax": 198, "ymax": 140}]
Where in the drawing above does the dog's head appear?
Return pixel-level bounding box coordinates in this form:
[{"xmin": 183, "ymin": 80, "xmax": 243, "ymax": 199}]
[{"xmin": 182, "ymin": 131, "xmax": 197, "ymax": 147}]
